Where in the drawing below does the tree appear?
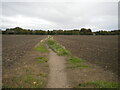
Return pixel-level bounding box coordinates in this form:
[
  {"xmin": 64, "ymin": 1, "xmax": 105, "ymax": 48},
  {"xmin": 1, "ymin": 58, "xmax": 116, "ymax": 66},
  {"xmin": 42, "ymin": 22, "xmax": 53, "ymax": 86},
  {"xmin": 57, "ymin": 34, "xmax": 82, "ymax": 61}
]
[{"xmin": 80, "ymin": 28, "xmax": 93, "ymax": 35}]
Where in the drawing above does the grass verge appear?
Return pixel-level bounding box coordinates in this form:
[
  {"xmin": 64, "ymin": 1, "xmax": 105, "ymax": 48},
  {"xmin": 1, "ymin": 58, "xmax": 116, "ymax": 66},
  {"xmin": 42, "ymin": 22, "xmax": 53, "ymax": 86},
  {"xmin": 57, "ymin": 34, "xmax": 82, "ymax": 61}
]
[
  {"xmin": 34, "ymin": 40, "xmax": 48, "ymax": 53},
  {"xmin": 47, "ymin": 39, "xmax": 70, "ymax": 56},
  {"xmin": 34, "ymin": 45, "xmax": 48, "ymax": 52},
  {"xmin": 75, "ymin": 80, "xmax": 120, "ymax": 88},
  {"xmin": 67, "ymin": 56, "xmax": 89, "ymax": 69}
]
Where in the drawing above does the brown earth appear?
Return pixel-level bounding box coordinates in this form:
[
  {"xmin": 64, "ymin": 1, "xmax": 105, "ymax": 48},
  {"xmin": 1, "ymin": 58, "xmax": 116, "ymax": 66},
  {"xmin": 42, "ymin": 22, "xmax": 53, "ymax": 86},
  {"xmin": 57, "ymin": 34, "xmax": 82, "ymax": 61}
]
[
  {"xmin": 2, "ymin": 35, "xmax": 46, "ymax": 68},
  {"xmin": 2, "ymin": 35, "xmax": 49, "ymax": 88},
  {"xmin": 53, "ymin": 35, "xmax": 118, "ymax": 74}
]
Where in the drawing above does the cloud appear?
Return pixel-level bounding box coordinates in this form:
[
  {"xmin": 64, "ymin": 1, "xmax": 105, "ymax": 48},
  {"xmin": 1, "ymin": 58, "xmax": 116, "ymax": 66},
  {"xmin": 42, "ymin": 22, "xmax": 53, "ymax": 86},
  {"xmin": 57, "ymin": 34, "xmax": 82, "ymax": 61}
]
[
  {"xmin": 1, "ymin": 15, "xmax": 56, "ymax": 30},
  {"xmin": 1, "ymin": 1, "xmax": 118, "ymax": 31}
]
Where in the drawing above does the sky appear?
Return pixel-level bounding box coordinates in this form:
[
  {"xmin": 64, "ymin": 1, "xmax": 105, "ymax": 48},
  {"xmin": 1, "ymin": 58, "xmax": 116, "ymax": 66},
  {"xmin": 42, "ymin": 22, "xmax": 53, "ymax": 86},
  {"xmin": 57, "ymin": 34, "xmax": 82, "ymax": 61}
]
[{"xmin": 0, "ymin": 0, "xmax": 119, "ymax": 31}]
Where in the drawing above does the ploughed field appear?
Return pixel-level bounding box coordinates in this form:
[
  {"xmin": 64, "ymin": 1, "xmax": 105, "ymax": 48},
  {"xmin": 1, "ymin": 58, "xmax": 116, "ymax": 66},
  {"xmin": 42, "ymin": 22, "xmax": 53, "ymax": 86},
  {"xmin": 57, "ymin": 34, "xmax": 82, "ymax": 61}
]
[
  {"xmin": 2, "ymin": 35, "xmax": 118, "ymax": 74},
  {"xmin": 2, "ymin": 35, "xmax": 46, "ymax": 68},
  {"xmin": 53, "ymin": 35, "xmax": 118, "ymax": 74}
]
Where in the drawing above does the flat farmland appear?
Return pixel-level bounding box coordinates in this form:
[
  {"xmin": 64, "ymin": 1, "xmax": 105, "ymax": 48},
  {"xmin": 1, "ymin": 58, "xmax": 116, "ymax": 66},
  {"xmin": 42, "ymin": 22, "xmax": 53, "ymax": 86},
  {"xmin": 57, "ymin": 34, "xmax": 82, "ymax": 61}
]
[
  {"xmin": 2, "ymin": 35, "xmax": 46, "ymax": 68},
  {"xmin": 2, "ymin": 35, "xmax": 119, "ymax": 88},
  {"xmin": 54, "ymin": 35, "xmax": 118, "ymax": 74}
]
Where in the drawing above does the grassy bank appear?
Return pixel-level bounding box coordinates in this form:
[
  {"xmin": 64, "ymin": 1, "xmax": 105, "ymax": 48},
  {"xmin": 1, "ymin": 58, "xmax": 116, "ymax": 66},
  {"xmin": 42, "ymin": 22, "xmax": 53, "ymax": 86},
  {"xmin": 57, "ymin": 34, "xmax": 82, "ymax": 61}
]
[{"xmin": 75, "ymin": 80, "xmax": 120, "ymax": 88}]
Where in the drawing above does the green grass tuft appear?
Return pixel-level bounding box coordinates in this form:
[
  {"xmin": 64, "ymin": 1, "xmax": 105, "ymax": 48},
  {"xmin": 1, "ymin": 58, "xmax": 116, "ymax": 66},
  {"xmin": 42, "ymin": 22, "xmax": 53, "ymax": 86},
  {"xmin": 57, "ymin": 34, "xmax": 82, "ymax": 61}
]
[
  {"xmin": 68, "ymin": 56, "xmax": 82, "ymax": 64},
  {"xmin": 67, "ymin": 56, "xmax": 89, "ymax": 68},
  {"xmin": 47, "ymin": 40, "xmax": 70, "ymax": 56},
  {"xmin": 47, "ymin": 40, "xmax": 55, "ymax": 45},
  {"xmin": 34, "ymin": 45, "xmax": 48, "ymax": 52},
  {"xmin": 75, "ymin": 80, "xmax": 120, "ymax": 88},
  {"xmin": 36, "ymin": 57, "xmax": 48, "ymax": 63}
]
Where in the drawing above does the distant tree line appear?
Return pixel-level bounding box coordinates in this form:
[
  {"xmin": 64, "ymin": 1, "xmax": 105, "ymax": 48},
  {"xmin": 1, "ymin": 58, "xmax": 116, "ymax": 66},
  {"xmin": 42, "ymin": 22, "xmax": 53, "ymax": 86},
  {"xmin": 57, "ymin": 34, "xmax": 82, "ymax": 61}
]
[
  {"xmin": 94, "ymin": 30, "xmax": 120, "ymax": 35},
  {"xmin": 1, "ymin": 27, "xmax": 120, "ymax": 35}
]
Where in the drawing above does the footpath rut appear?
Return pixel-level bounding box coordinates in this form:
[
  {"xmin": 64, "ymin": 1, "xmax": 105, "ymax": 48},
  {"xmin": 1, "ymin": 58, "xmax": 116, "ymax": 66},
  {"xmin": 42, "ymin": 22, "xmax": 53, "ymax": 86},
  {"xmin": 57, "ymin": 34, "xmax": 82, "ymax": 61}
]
[{"xmin": 47, "ymin": 49, "xmax": 69, "ymax": 88}]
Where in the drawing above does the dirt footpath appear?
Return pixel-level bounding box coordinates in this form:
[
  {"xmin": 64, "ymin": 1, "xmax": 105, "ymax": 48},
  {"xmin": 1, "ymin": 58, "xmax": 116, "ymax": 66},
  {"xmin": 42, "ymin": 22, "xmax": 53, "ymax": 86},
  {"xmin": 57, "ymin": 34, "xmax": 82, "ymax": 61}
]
[{"xmin": 47, "ymin": 49, "xmax": 69, "ymax": 88}]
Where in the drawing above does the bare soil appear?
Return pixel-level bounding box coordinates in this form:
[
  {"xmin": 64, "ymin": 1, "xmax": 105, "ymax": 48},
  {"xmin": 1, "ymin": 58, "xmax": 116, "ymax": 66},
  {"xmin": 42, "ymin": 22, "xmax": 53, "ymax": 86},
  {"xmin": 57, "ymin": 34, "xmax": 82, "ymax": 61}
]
[
  {"xmin": 54, "ymin": 35, "xmax": 118, "ymax": 74},
  {"xmin": 2, "ymin": 35, "xmax": 46, "ymax": 68}
]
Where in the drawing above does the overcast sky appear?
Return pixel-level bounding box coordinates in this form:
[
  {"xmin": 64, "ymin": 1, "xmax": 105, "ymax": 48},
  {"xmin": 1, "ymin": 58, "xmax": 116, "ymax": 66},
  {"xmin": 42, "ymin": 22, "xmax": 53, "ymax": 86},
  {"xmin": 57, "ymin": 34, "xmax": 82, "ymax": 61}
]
[{"xmin": 1, "ymin": 0, "xmax": 118, "ymax": 31}]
